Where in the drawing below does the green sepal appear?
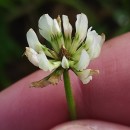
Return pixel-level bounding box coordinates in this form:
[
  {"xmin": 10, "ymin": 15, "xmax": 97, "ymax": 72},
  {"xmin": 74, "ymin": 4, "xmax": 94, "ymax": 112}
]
[{"xmin": 41, "ymin": 45, "xmax": 59, "ymax": 60}]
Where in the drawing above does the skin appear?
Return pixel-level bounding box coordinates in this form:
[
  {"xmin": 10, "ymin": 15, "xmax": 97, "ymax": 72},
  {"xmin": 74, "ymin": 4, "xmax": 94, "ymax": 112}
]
[{"xmin": 0, "ymin": 32, "xmax": 130, "ymax": 130}]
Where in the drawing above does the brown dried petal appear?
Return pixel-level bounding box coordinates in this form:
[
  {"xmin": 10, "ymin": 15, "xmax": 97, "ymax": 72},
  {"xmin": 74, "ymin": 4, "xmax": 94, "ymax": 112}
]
[
  {"xmin": 48, "ymin": 74, "xmax": 61, "ymax": 85},
  {"xmin": 31, "ymin": 77, "xmax": 50, "ymax": 88},
  {"xmin": 31, "ymin": 68, "xmax": 64, "ymax": 88}
]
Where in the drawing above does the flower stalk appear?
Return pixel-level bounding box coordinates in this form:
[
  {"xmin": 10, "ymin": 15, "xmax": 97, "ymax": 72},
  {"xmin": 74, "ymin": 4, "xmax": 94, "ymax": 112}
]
[{"xmin": 63, "ymin": 69, "xmax": 77, "ymax": 120}]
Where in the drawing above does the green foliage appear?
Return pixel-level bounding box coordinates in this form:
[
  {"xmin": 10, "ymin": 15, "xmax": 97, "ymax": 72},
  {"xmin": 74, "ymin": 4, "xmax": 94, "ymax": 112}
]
[
  {"xmin": 0, "ymin": 0, "xmax": 130, "ymax": 90},
  {"xmin": 0, "ymin": 18, "xmax": 22, "ymax": 89}
]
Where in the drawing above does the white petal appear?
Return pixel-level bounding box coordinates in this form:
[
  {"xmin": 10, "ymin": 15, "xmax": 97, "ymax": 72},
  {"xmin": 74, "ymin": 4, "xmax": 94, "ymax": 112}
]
[
  {"xmin": 25, "ymin": 47, "xmax": 39, "ymax": 67},
  {"xmin": 37, "ymin": 52, "xmax": 60, "ymax": 72},
  {"xmin": 61, "ymin": 56, "xmax": 69, "ymax": 69},
  {"xmin": 86, "ymin": 27, "xmax": 105, "ymax": 59},
  {"xmin": 77, "ymin": 69, "xmax": 90, "ymax": 78},
  {"xmin": 38, "ymin": 14, "xmax": 53, "ymax": 42},
  {"xmin": 83, "ymin": 76, "xmax": 92, "ymax": 84},
  {"xmin": 75, "ymin": 13, "xmax": 88, "ymax": 42},
  {"xmin": 26, "ymin": 29, "xmax": 41, "ymax": 52},
  {"xmin": 37, "ymin": 51, "xmax": 52, "ymax": 71},
  {"xmin": 52, "ymin": 19, "xmax": 64, "ymax": 51},
  {"xmin": 75, "ymin": 69, "xmax": 92, "ymax": 84},
  {"xmin": 80, "ymin": 69, "xmax": 99, "ymax": 84},
  {"xmin": 62, "ymin": 15, "xmax": 72, "ymax": 38},
  {"xmin": 76, "ymin": 49, "xmax": 90, "ymax": 71},
  {"xmin": 52, "ymin": 19, "xmax": 61, "ymax": 34}
]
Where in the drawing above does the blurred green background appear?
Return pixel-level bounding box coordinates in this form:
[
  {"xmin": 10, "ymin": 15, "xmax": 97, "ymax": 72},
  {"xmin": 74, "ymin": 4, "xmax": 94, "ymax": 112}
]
[{"xmin": 0, "ymin": 0, "xmax": 130, "ymax": 91}]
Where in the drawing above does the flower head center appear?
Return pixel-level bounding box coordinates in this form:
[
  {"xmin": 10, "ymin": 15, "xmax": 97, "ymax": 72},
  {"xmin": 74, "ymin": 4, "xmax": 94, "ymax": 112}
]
[{"xmin": 59, "ymin": 45, "xmax": 71, "ymax": 60}]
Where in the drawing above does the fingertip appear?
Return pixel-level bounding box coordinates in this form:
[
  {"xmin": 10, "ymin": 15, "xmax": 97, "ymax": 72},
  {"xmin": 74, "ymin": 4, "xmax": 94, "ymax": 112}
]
[
  {"xmin": 80, "ymin": 32, "xmax": 130, "ymax": 125},
  {"xmin": 51, "ymin": 120, "xmax": 130, "ymax": 130},
  {"xmin": 0, "ymin": 70, "xmax": 83, "ymax": 130}
]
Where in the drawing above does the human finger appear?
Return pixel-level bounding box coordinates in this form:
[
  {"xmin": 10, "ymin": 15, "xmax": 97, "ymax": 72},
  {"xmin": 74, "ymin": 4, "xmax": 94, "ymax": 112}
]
[
  {"xmin": 51, "ymin": 120, "xmax": 130, "ymax": 130},
  {"xmin": 79, "ymin": 32, "xmax": 130, "ymax": 126}
]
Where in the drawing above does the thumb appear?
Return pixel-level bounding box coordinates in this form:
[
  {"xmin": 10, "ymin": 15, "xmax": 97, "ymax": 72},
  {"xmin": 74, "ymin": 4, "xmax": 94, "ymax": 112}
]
[{"xmin": 51, "ymin": 120, "xmax": 130, "ymax": 130}]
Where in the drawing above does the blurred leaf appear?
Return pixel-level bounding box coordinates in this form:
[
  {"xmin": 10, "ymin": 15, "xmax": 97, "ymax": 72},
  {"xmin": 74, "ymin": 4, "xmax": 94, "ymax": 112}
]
[
  {"xmin": 97, "ymin": 0, "xmax": 118, "ymax": 10},
  {"xmin": 114, "ymin": 23, "xmax": 130, "ymax": 36},
  {"xmin": 121, "ymin": 0, "xmax": 130, "ymax": 12},
  {"xmin": 6, "ymin": 0, "xmax": 45, "ymax": 22},
  {"xmin": 0, "ymin": 0, "xmax": 14, "ymax": 9},
  {"xmin": 0, "ymin": 19, "xmax": 22, "ymax": 89},
  {"xmin": 0, "ymin": 21, "xmax": 22, "ymax": 63},
  {"xmin": 113, "ymin": 9, "xmax": 130, "ymax": 27}
]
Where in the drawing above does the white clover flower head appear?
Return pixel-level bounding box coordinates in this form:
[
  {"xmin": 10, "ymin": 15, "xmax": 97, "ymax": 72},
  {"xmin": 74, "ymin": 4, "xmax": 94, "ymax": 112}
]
[{"xmin": 25, "ymin": 13, "xmax": 105, "ymax": 87}]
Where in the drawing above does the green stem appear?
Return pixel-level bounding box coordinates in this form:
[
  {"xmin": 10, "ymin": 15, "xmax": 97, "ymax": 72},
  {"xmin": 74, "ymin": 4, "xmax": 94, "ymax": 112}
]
[{"xmin": 63, "ymin": 69, "xmax": 77, "ymax": 120}]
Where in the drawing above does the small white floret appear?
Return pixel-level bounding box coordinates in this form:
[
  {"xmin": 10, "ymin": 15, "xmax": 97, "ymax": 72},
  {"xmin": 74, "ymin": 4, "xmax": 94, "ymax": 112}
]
[
  {"xmin": 75, "ymin": 69, "xmax": 92, "ymax": 84},
  {"xmin": 26, "ymin": 29, "xmax": 41, "ymax": 52},
  {"xmin": 52, "ymin": 19, "xmax": 61, "ymax": 34},
  {"xmin": 86, "ymin": 27, "xmax": 105, "ymax": 59},
  {"xmin": 76, "ymin": 49, "xmax": 90, "ymax": 71},
  {"xmin": 38, "ymin": 14, "xmax": 53, "ymax": 42},
  {"xmin": 62, "ymin": 15, "xmax": 72, "ymax": 38},
  {"xmin": 61, "ymin": 56, "xmax": 69, "ymax": 69},
  {"xmin": 25, "ymin": 47, "xmax": 39, "ymax": 67},
  {"xmin": 37, "ymin": 51, "xmax": 53, "ymax": 71},
  {"xmin": 75, "ymin": 13, "xmax": 88, "ymax": 43}
]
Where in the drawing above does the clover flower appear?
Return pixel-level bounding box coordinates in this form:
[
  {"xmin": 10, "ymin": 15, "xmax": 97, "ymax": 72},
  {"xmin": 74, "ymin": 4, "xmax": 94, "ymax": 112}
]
[
  {"xmin": 25, "ymin": 13, "xmax": 105, "ymax": 87},
  {"xmin": 25, "ymin": 13, "xmax": 105, "ymax": 120}
]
